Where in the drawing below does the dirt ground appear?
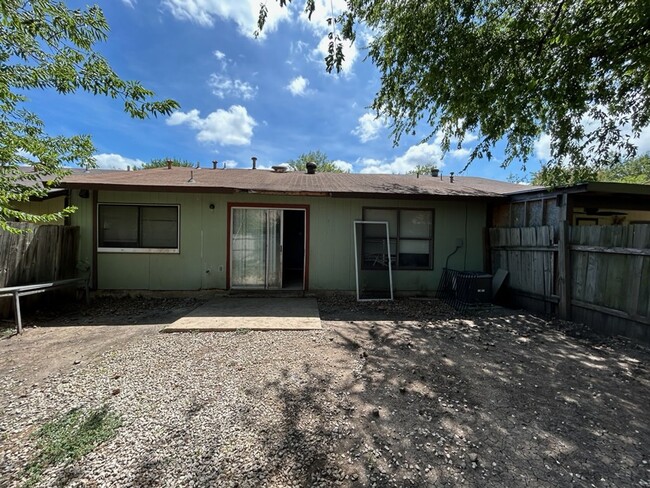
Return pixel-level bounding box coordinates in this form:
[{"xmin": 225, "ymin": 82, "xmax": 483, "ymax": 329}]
[
  {"xmin": 0, "ymin": 295, "xmax": 205, "ymax": 391},
  {"xmin": 1, "ymin": 295, "xmax": 649, "ymax": 487}
]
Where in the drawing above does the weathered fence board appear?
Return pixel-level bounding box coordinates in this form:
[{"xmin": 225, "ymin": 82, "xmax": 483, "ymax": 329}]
[
  {"xmin": 489, "ymin": 226, "xmax": 557, "ymax": 314},
  {"xmin": 490, "ymin": 224, "xmax": 650, "ymax": 342},
  {"xmin": 0, "ymin": 223, "xmax": 80, "ymax": 318},
  {"xmin": 570, "ymin": 224, "xmax": 650, "ymax": 318}
]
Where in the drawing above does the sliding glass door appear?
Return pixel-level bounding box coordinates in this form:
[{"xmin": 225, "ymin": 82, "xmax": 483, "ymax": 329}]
[{"xmin": 231, "ymin": 208, "xmax": 282, "ymax": 288}]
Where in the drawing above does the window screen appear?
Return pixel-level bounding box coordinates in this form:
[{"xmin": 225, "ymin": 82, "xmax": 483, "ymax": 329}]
[{"xmin": 99, "ymin": 204, "xmax": 179, "ymax": 251}]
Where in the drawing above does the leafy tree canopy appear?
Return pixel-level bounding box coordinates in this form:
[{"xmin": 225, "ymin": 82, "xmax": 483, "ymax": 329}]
[
  {"xmin": 531, "ymin": 153, "xmax": 650, "ymax": 186},
  {"xmin": 260, "ymin": 0, "xmax": 650, "ymax": 174},
  {"xmin": 1, "ymin": 0, "xmax": 179, "ymax": 231},
  {"xmin": 407, "ymin": 164, "xmax": 440, "ymax": 176},
  {"xmin": 139, "ymin": 158, "xmax": 197, "ymax": 170},
  {"xmin": 284, "ymin": 150, "xmax": 349, "ymax": 173}
]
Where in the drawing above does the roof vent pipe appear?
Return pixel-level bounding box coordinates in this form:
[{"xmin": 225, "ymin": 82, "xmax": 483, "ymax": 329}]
[
  {"xmin": 431, "ymin": 167, "xmax": 440, "ymax": 177},
  {"xmin": 212, "ymin": 160, "xmax": 218, "ymax": 170},
  {"xmin": 449, "ymin": 172, "xmax": 454, "ymax": 183},
  {"xmin": 188, "ymin": 170, "xmax": 195, "ymax": 183},
  {"xmin": 167, "ymin": 159, "xmax": 172, "ymax": 170},
  {"xmin": 306, "ymin": 161, "xmax": 317, "ymax": 174},
  {"xmin": 251, "ymin": 156, "xmax": 257, "ymax": 170}
]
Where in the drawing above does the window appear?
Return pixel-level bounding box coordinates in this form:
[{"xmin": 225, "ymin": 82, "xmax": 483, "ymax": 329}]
[
  {"xmin": 98, "ymin": 204, "xmax": 179, "ymax": 253},
  {"xmin": 362, "ymin": 208, "xmax": 433, "ymax": 269}
]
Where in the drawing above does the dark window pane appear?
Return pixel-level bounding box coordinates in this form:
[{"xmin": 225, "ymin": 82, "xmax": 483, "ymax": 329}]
[
  {"xmin": 99, "ymin": 205, "xmax": 179, "ymax": 250},
  {"xmin": 99, "ymin": 206, "xmax": 138, "ymax": 247},
  {"xmin": 141, "ymin": 206, "xmax": 178, "ymax": 248},
  {"xmin": 364, "ymin": 209, "xmax": 398, "ymax": 237}
]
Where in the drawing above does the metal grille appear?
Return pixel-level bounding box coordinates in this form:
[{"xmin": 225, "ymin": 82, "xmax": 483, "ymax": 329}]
[{"xmin": 436, "ymin": 268, "xmax": 492, "ymax": 313}]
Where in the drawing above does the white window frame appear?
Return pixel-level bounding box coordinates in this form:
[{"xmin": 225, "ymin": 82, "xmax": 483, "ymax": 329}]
[
  {"xmin": 97, "ymin": 203, "xmax": 180, "ymax": 254},
  {"xmin": 353, "ymin": 220, "xmax": 394, "ymax": 301}
]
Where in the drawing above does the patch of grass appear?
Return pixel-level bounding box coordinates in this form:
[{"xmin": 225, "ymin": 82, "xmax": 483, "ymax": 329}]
[
  {"xmin": 0, "ymin": 326, "xmax": 15, "ymax": 339},
  {"xmin": 22, "ymin": 405, "xmax": 121, "ymax": 487}
]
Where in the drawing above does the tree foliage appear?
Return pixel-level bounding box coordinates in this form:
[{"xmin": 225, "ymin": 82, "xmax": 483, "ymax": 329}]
[
  {"xmin": 599, "ymin": 154, "xmax": 650, "ymax": 184},
  {"xmin": 0, "ymin": 0, "xmax": 179, "ymax": 231},
  {"xmin": 531, "ymin": 153, "xmax": 650, "ymax": 186},
  {"xmin": 139, "ymin": 158, "xmax": 197, "ymax": 170},
  {"xmin": 284, "ymin": 150, "xmax": 348, "ymax": 173},
  {"xmin": 407, "ymin": 164, "xmax": 440, "ymax": 176},
  {"xmin": 259, "ymin": 0, "xmax": 650, "ymax": 173}
]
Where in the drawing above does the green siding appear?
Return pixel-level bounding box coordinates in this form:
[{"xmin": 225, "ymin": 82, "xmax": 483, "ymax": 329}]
[
  {"xmin": 70, "ymin": 189, "xmax": 488, "ymax": 293},
  {"xmin": 13, "ymin": 196, "xmax": 67, "ymax": 225}
]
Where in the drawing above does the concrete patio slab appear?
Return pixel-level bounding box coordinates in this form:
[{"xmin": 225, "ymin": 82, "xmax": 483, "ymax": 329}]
[{"xmin": 162, "ymin": 297, "xmax": 322, "ymax": 332}]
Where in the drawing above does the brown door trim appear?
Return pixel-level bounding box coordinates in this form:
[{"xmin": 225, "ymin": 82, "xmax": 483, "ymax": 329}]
[{"xmin": 226, "ymin": 202, "xmax": 310, "ymax": 291}]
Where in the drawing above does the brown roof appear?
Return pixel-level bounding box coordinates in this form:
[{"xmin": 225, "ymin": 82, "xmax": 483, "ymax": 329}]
[{"xmin": 61, "ymin": 167, "xmax": 539, "ymax": 199}]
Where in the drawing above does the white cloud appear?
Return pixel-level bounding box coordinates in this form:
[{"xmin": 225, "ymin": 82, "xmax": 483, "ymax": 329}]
[
  {"xmin": 358, "ymin": 157, "xmax": 383, "ymax": 167},
  {"xmin": 222, "ymin": 159, "xmax": 239, "ymax": 168},
  {"xmin": 359, "ymin": 143, "xmax": 444, "ymax": 174},
  {"xmin": 161, "ymin": 0, "xmax": 291, "ymax": 37},
  {"xmin": 121, "ymin": 0, "xmax": 135, "ymax": 7},
  {"xmin": 298, "ymin": 0, "xmax": 348, "ymax": 28},
  {"xmin": 352, "ymin": 113, "xmax": 387, "ymax": 143},
  {"xmin": 331, "ymin": 159, "xmax": 353, "ymax": 172},
  {"xmin": 287, "ymin": 76, "xmax": 309, "ymax": 96},
  {"xmin": 93, "ymin": 153, "xmax": 145, "ymax": 170},
  {"xmin": 208, "ymin": 74, "xmax": 257, "ymax": 100},
  {"xmin": 166, "ymin": 106, "xmax": 257, "ymax": 146},
  {"xmin": 534, "ymin": 133, "xmax": 552, "ymax": 161},
  {"xmin": 450, "ymin": 147, "xmax": 471, "ymax": 159},
  {"xmin": 213, "ymin": 50, "xmax": 226, "ymax": 60},
  {"xmin": 434, "ymin": 129, "xmax": 479, "ymax": 147}
]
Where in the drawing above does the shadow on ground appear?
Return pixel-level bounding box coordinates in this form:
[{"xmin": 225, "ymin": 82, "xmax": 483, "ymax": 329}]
[{"xmin": 227, "ymin": 298, "xmax": 649, "ymax": 486}]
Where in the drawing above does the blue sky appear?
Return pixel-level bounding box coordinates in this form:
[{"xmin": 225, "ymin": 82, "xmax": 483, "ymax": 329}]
[{"xmin": 28, "ymin": 0, "xmax": 649, "ymax": 180}]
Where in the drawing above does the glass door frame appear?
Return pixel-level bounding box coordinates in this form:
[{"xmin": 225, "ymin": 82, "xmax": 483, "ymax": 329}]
[{"xmin": 226, "ymin": 203, "xmax": 310, "ymax": 290}]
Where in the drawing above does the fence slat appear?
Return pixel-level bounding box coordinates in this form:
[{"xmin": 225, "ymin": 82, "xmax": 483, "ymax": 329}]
[
  {"xmin": 491, "ymin": 224, "xmax": 650, "ymax": 341},
  {"xmin": 0, "ymin": 224, "xmax": 80, "ymax": 318}
]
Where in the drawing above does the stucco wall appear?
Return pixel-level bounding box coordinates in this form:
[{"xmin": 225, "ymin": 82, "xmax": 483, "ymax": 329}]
[{"xmin": 70, "ymin": 190, "xmax": 488, "ymax": 293}]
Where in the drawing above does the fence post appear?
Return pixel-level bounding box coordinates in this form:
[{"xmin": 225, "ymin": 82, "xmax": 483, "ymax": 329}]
[
  {"xmin": 13, "ymin": 291, "xmax": 22, "ymax": 334},
  {"xmin": 558, "ymin": 221, "xmax": 571, "ymax": 320}
]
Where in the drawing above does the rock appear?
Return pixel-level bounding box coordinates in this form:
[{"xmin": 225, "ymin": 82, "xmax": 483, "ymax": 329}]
[
  {"xmin": 73, "ymin": 360, "xmax": 81, "ymax": 365},
  {"xmin": 468, "ymin": 453, "xmax": 479, "ymax": 463},
  {"xmin": 111, "ymin": 388, "xmax": 121, "ymax": 396},
  {"xmin": 372, "ymin": 408, "xmax": 380, "ymax": 418}
]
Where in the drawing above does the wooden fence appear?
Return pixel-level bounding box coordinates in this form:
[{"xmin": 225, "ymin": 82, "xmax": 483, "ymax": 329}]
[
  {"xmin": 489, "ymin": 226, "xmax": 558, "ymax": 314},
  {"xmin": 489, "ymin": 224, "xmax": 650, "ymax": 342},
  {"xmin": 0, "ymin": 223, "xmax": 80, "ymax": 317}
]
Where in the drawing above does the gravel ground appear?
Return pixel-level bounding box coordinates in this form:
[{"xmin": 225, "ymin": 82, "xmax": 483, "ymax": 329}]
[{"xmin": 1, "ymin": 296, "xmax": 649, "ymax": 487}]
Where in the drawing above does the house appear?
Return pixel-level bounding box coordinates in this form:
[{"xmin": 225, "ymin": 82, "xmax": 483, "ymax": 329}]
[
  {"xmin": 491, "ymin": 181, "xmax": 650, "ymax": 233},
  {"xmin": 6, "ymin": 168, "xmax": 71, "ymax": 225},
  {"xmin": 59, "ymin": 165, "xmax": 534, "ymax": 294}
]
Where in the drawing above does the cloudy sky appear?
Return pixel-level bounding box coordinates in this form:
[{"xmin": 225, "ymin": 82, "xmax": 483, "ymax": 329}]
[{"xmin": 29, "ymin": 0, "xmax": 650, "ymax": 179}]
